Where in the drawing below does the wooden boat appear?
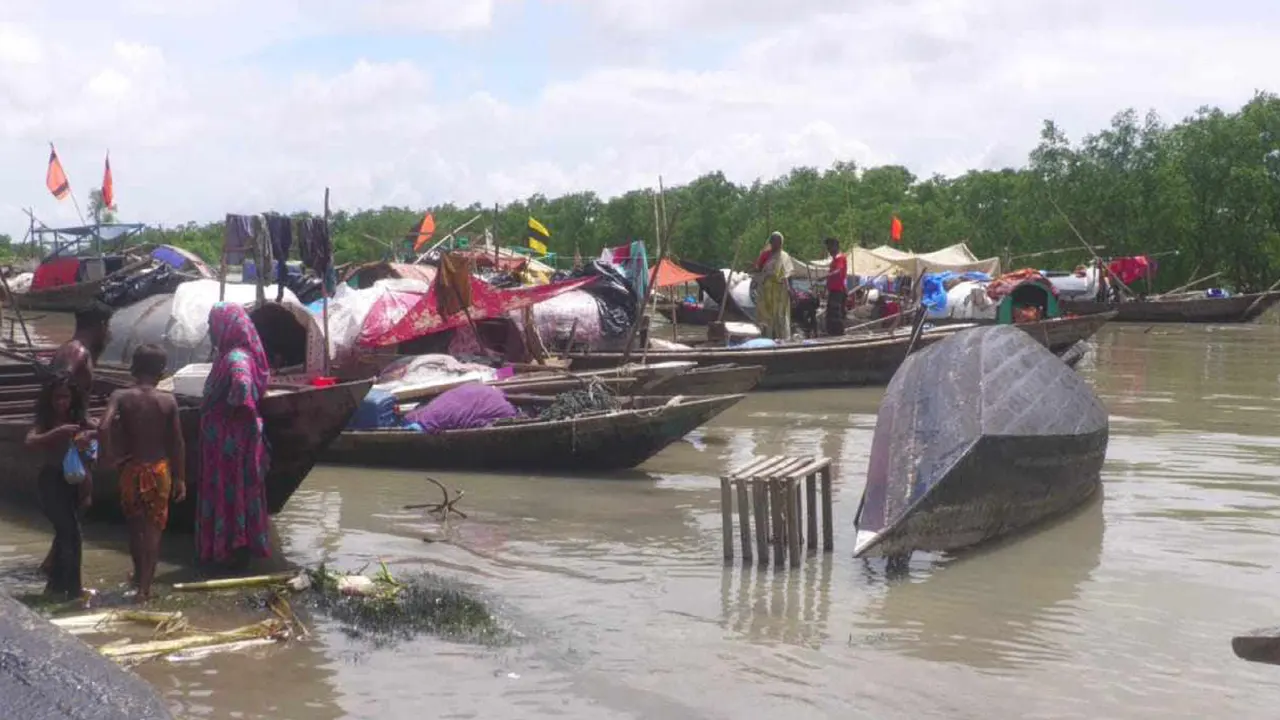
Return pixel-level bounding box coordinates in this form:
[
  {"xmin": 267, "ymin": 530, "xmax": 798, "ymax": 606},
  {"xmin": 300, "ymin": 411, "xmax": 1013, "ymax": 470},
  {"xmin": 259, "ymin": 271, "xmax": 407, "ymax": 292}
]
[
  {"xmin": 852, "ymin": 325, "xmax": 1108, "ymax": 558},
  {"xmin": 566, "ymin": 309, "xmax": 1103, "ymax": 391},
  {"xmin": 1002, "ymin": 311, "xmax": 1115, "ymax": 353},
  {"xmin": 568, "ymin": 327, "xmax": 968, "ymax": 390},
  {"xmin": 0, "ymin": 365, "xmax": 371, "ymax": 529},
  {"xmin": 323, "ymin": 393, "xmax": 745, "ymax": 472},
  {"xmin": 648, "ymin": 363, "xmax": 764, "ymax": 395},
  {"xmin": 1061, "ymin": 291, "xmax": 1280, "ymax": 323},
  {"xmin": 6, "ymin": 244, "xmax": 215, "ymax": 313}
]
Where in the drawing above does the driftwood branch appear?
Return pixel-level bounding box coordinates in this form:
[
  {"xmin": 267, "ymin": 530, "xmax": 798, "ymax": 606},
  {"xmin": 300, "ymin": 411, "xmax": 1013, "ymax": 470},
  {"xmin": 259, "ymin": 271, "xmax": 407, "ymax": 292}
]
[{"xmin": 403, "ymin": 476, "xmax": 467, "ymax": 519}]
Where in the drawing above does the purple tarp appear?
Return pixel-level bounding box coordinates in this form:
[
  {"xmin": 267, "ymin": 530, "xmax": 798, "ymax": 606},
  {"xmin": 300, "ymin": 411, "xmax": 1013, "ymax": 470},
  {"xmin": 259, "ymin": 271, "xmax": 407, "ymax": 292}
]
[{"xmin": 404, "ymin": 383, "xmax": 518, "ymax": 434}]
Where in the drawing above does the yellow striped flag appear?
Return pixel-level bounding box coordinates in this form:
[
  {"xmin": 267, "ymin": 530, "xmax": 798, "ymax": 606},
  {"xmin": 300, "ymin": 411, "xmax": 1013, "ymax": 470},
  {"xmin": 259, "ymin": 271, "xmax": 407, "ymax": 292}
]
[{"xmin": 527, "ymin": 217, "xmax": 550, "ymax": 255}]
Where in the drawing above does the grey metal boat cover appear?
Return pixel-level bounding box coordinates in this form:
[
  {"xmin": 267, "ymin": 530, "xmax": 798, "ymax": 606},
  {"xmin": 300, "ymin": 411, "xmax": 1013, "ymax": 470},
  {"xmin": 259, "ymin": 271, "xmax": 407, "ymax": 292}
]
[
  {"xmin": 0, "ymin": 593, "xmax": 173, "ymax": 719},
  {"xmin": 856, "ymin": 325, "xmax": 1108, "ymax": 541}
]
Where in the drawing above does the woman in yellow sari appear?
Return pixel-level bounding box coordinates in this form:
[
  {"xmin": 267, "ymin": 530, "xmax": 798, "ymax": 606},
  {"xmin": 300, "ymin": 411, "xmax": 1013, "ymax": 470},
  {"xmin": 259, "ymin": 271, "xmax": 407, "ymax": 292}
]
[{"xmin": 753, "ymin": 232, "xmax": 794, "ymax": 340}]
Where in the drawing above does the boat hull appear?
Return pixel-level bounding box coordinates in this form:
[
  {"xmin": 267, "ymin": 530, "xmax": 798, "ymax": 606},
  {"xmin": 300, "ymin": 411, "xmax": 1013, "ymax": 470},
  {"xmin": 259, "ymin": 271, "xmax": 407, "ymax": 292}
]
[
  {"xmin": 0, "ymin": 373, "xmax": 371, "ymax": 530},
  {"xmin": 853, "ymin": 324, "xmax": 1109, "ymax": 558},
  {"xmin": 1061, "ymin": 292, "xmax": 1280, "ymax": 323},
  {"xmin": 322, "ymin": 394, "xmax": 744, "ymax": 472},
  {"xmin": 855, "ymin": 432, "xmax": 1106, "ymax": 557},
  {"xmin": 568, "ymin": 331, "xmax": 961, "ymax": 390},
  {"xmin": 7, "ymin": 279, "xmax": 108, "ymax": 312}
]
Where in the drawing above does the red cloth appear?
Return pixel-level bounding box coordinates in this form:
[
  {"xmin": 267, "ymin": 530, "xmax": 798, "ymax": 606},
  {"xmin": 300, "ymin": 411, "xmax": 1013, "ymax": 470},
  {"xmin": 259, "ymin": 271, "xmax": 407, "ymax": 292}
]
[
  {"xmin": 32, "ymin": 257, "xmax": 80, "ymax": 290},
  {"xmin": 754, "ymin": 249, "xmax": 773, "ymax": 271},
  {"xmin": 986, "ymin": 269, "xmax": 1054, "ymax": 301},
  {"xmin": 359, "ymin": 275, "xmax": 596, "ymax": 347},
  {"xmin": 1107, "ymin": 256, "xmax": 1154, "ymax": 285},
  {"xmin": 827, "ymin": 253, "xmax": 848, "ymax": 292}
]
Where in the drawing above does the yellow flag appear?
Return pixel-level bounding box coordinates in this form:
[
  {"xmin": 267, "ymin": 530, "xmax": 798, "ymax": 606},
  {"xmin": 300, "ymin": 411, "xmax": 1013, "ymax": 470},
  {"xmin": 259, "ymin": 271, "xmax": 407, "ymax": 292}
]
[{"xmin": 528, "ymin": 237, "xmax": 548, "ymax": 255}]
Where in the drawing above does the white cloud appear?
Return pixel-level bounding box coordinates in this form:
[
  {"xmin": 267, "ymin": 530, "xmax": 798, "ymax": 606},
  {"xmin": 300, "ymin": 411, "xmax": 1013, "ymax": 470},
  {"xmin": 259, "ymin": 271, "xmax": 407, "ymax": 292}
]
[{"xmin": 0, "ymin": 0, "xmax": 1276, "ymax": 241}]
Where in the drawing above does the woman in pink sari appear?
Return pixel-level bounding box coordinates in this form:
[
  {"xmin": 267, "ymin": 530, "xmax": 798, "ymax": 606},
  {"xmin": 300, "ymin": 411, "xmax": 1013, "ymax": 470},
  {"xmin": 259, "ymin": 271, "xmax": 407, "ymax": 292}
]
[{"xmin": 197, "ymin": 303, "xmax": 271, "ymax": 570}]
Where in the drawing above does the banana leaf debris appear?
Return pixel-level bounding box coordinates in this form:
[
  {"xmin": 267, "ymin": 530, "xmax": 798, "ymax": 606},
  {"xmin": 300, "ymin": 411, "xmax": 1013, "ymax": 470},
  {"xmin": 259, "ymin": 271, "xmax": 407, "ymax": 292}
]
[{"xmin": 43, "ymin": 562, "xmax": 503, "ymax": 665}]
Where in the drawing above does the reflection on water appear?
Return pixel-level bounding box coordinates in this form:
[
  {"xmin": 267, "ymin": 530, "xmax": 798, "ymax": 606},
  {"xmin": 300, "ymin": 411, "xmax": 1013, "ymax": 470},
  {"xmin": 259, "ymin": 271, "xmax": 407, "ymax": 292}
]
[
  {"xmin": 4, "ymin": 318, "xmax": 1280, "ymax": 717},
  {"xmin": 857, "ymin": 496, "xmax": 1104, "ymax": 670}
]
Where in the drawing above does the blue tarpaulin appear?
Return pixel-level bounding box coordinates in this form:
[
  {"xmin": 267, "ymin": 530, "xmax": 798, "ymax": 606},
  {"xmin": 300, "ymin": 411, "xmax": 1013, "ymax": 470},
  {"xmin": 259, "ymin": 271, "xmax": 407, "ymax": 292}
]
[{"xmin": 921, "ymin": 271, "xmax": 993, "ymax": 312}]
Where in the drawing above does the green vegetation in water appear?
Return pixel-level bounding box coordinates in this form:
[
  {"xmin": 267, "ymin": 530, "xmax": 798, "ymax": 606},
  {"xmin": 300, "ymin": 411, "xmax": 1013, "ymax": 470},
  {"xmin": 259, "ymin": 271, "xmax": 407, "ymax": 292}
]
[{"xmin": 302, "ymin": 563, "xmax": 507, "ymax": 648}]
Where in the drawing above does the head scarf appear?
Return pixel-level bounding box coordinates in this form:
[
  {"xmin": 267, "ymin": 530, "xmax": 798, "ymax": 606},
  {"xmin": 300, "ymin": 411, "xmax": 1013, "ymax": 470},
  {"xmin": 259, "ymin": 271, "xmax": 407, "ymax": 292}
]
[{"xmin": 208, "ymin": 302, "xmax": 269, "ymax": 397}]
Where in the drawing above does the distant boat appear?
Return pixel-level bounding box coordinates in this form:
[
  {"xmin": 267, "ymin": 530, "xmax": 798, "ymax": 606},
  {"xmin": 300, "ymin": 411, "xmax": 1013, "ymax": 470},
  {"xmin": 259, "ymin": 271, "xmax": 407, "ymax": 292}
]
[
  {"xmin": 2, "ymin": 223, "xmax": 214, "ymax": 312},
  {"xmin": 1061, "ymin": 292, "xmax": 1280, "ymax": 324},
  {"xmin": 568, "ymin": 312, "xmax": 1111, "ymax": 391},
  {"xmin": 852, "ymin": 325, "xmax": 1108, "ymax": 559}
]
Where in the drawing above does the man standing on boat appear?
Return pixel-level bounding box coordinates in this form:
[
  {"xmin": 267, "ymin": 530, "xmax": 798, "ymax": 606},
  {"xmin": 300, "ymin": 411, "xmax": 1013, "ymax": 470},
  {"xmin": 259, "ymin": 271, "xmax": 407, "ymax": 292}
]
[
  {"xmin": 823, "ymin": 237, "xmax": 848, "ymax": 336},
  {"xmin": 50, "ymin": 301, "xmax": 114, "ymax": 397}
]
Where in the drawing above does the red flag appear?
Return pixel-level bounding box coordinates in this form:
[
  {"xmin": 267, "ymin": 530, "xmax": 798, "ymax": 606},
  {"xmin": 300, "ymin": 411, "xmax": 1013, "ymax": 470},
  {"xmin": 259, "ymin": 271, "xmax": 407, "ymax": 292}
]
[
  {"xmin": 890, "ymin": 215, "xmax": 903, "ymax": 243},
  {"xmin": 102, "ymin": 153, "xmax": 115, "ymax": 209},
  {"xmin": 413, "ymin": 212, "xmax": 436, "ymax": 252},
  {"xmin": 46, "ymin": 144, "xmax": 70, "ymax": 201}
]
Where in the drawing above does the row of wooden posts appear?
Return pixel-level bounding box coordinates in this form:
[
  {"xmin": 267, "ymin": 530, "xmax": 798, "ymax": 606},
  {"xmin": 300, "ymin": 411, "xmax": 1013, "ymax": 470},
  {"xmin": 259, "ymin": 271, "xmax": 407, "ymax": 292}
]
[{"xmin": 720, "ymin": 455, "xmax": 834, "ymax": 569}]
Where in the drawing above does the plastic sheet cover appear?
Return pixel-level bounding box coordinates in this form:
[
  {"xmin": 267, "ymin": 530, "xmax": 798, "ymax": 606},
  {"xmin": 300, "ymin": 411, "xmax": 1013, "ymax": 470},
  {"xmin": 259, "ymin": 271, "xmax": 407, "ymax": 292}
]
[{"xmin": 169, "ymin": 279, "xmax": 302, "ymax": 347}]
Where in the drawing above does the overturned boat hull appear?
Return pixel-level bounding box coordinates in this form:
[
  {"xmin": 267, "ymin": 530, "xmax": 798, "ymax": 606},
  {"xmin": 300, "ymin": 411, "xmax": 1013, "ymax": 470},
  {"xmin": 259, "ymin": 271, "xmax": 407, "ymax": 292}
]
[{"xmin": 853, "ymin": 325, "xmax": 1108, "ymax": 558}]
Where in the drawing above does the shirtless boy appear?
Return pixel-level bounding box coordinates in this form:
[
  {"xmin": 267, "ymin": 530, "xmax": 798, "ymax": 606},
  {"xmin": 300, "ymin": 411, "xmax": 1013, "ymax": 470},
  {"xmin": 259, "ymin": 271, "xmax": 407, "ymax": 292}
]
[{"xmin": 102, "ymin": 344, "xmax": 186, "ymax": 602}]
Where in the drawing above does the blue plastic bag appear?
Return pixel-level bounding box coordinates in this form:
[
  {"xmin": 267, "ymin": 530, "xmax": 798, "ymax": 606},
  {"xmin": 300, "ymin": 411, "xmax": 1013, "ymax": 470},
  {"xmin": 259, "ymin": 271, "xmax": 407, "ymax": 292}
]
[{"xmin": 62, "ymin": 444, "xmax": 87, "ymax": 485}]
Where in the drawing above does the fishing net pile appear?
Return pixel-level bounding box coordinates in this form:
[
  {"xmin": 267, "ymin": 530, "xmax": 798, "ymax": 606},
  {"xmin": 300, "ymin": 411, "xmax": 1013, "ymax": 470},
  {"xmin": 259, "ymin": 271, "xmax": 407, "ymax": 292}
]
[{"xmin": 537, "ymin": 378, "xmax": 620, "ymax": 421}]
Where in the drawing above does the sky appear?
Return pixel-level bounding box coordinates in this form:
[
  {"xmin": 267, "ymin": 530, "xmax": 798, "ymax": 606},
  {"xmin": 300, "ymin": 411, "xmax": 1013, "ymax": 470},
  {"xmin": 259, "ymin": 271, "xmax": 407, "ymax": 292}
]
[{"xmin": 1, "ymin": 0, "xmax": 1277, "ymax": 241}]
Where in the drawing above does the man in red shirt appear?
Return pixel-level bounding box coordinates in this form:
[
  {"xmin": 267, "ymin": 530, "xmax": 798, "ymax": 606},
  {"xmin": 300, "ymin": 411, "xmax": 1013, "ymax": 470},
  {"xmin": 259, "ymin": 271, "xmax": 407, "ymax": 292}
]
[{"xmin": 823, "ymin": 237, "xmax": 848, "ymax": 336}]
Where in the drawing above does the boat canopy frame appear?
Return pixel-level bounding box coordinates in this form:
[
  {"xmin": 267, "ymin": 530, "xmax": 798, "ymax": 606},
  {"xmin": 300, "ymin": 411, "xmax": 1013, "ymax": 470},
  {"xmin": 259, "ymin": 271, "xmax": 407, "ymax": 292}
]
[{"xmin": 31, "ymin": 222, "xmax": 148, "ymax": 261}]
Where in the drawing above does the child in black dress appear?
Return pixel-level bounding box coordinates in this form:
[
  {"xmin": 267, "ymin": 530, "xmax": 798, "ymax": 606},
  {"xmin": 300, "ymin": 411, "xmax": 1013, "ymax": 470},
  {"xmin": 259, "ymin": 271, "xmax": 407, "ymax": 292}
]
[{"xmin": 25, "ymin": 371, "xmax": 96, "ymax": 598}]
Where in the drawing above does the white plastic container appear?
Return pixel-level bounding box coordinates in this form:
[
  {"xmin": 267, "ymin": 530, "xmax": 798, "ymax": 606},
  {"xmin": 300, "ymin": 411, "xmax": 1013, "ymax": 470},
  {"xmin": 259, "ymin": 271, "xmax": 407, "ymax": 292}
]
[{"xmin": 169, "ymin": 363, "xmax": 213, "ymax": 398}]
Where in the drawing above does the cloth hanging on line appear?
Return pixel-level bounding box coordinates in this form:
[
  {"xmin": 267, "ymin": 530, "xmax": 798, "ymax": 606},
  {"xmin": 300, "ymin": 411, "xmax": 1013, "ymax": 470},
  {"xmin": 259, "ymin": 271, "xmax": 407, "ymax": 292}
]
[
  {"xmin": 265, "ymin": 214, "xmax": 293, "ymax": 303},
  {"xmin": 295, "ymin": 217, "xmax": 333, "ymax": 276},
  {"xmin": 224, "ymin": 214, "xmax": 273, "ymax": 304}
]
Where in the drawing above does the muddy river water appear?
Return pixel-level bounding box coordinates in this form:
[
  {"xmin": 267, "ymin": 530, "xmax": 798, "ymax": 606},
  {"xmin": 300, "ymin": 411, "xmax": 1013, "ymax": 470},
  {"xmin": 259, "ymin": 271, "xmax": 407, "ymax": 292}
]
[{"xmin": 2, "ymin": 321, "xmax": 1279, "ymax": 718}]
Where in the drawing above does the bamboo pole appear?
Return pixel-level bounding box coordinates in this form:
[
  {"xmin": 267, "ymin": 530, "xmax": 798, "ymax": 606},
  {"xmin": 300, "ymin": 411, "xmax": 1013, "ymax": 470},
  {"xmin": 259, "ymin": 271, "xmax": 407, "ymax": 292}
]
[
  {"xmin": 322, "ymin": 188, "xmax": 332, "ymax": 375},
  {"xmin": 720, "ymin": 477, "xmax": 733, "ymax": 563},
  {"xmin": 736, "ymin": 480, "xmax": 752, "ymax": 564},
  {"xmin": 786, "ymin": 479, "xmax": 802, "ymax": 568},
  {"xmin": 805, "ymin": 473, "xmax": 818, "ymax": 551},
  {"xmin": 770, "ymin": 480, "xmax": 785, "ymax": 569},
  {"xmin": 753, "ymin": 482, "xmax": 769, "ymax": 567},
  {"xmin": 1156, "ymin": 271, "xmax": 1224, "ymax": 298},
  {"xmin": 413, "ymin": 214, "xmax": 483, "ymax": 264},
  {"xmin": 1241, "ymin": 276, "xmax": 1280, "ymax": 319},
  {"xmin": 621, "ymin": 178, "xmax": 668, "ymax": 364},
  {"xmin": 820, "ymin": 465, "xmax": 833, "ymax": 552},
  {"xmin": 1047, "ymin": 196, "xmax": 1136, "ymax": 299}
]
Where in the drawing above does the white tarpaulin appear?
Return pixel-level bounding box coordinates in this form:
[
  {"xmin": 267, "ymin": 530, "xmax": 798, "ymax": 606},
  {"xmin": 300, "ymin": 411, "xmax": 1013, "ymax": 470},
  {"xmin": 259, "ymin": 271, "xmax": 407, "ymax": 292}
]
[
  {"xmin": 170, "ymin": 279, "xmax": 303, "ymax": 347},
  {"xmin": 850, "ymin": 244, "xmax": 1001, "ymax": 279}
]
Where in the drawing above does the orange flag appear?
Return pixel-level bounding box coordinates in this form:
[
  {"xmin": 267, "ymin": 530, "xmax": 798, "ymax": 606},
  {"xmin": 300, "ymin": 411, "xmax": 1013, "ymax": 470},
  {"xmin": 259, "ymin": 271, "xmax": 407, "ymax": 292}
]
[
  {"xmin": 46, "ymin": 144, "xmax": 70, "ymax": 201},
  {"xmin": 102, "ymin": 153, "xmax": 115, "ymax": 209},
  {"xmin": 413, "ymin": 212, "xmax": 436, "ymax": 252},
  {"xmin": 890, "ymin": 215, "xmax": 903, "ymax": 243}
]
